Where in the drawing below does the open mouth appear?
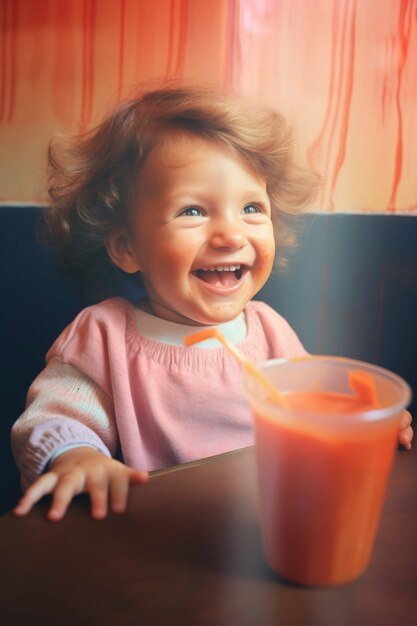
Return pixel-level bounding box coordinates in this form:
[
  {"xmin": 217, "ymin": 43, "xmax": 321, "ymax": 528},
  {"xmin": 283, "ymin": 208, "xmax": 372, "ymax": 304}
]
[{"xmin": 192, "ymin": 264, "xmax": 247, "ymax": 287}]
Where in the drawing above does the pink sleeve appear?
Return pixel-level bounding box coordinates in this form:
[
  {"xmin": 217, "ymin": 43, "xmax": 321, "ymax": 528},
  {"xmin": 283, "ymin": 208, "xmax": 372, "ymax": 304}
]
[{"xmin": 11, "ymin": 358, "xmax": 117, "ymax": 488}]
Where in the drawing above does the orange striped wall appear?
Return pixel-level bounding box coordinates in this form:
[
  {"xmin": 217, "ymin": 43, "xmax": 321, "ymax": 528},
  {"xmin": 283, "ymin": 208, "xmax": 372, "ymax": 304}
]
[{"xmin": 1, "ymin": 0, "xmax": 416, "ymax": 212}]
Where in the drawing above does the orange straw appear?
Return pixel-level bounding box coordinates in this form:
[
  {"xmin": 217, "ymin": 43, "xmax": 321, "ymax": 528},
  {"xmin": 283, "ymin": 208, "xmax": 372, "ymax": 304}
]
[
  {"xmin": 184, "ymin": 328, "xmax": 286, "ymax": 405},
  {"xmin": 348, "ymin": 369, "xmax": 380, "ymax": 406}
]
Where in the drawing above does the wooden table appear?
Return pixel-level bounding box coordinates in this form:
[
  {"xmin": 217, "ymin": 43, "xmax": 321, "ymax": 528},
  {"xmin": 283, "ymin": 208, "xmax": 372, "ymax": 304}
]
[{"xmin": 0, "ymin": 446, "xmax": 416, "ymax": 626}]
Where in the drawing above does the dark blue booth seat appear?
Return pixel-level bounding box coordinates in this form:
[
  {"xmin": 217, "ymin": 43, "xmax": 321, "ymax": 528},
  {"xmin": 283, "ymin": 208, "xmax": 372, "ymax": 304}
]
[
  {"xmin": 0, "ymin": 204, "xmax": 147, "ymax": 514},
  {"xmin": 1, "ymin": 205, "xmax": 416, "ymax": 514},
  {"xmin": 257, "ymin": 213, "xmax": 416, "ymax": 416},
  {"xmin": 1, "ymin": 205, "xmax": 86, "ymax": 513}
]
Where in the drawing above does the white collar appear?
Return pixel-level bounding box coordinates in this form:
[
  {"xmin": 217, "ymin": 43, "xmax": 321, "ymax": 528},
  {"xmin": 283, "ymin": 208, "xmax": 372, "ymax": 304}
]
[{"xmin": 134, "ymin": 305, "xmax": 247, "ymax": 347}]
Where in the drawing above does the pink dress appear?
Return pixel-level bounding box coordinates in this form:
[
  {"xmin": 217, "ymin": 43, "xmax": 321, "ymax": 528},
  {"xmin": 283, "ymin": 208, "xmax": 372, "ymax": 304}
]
[{"xmin": 12, "ymin": 298, "xmax": 306, "ymax": 487}]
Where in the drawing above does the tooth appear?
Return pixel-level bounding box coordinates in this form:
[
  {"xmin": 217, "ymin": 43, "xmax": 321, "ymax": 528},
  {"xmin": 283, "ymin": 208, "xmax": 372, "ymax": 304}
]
[{"xmin": 201, "ymin": 265, "xmax": 242, "ymax": 272}]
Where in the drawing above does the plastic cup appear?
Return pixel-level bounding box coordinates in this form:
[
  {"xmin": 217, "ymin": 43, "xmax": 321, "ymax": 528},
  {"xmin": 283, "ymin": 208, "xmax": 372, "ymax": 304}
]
[{"xmin": 244, "ymin": 356, "xmax": 411, "ymax": 587}]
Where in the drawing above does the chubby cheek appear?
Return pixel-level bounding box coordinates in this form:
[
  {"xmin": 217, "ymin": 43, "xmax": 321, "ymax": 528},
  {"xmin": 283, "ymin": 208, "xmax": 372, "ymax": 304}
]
[
  {"xmin": 140, "ymin": 244, "xmax": 189, "ymax": 304},
  {"xmin": 151, "ymin": 239, "xmax": 197, "ymax": 281},
  {"xmin": 260, "ymin": 248, "xmax": 275, "ymax": 269},
  {"xmin": 257, "ymin": 237, "xmax": 275, "ymax": 274}
]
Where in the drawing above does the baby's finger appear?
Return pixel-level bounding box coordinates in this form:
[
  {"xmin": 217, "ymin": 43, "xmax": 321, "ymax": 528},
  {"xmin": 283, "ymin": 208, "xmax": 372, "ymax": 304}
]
[
  {"xmin": 86, "ymin": 475, "xmax": 109, "ymax": 520},
  {"xmin": 400, "ymin": 410, "xmax": 412, "ymax": 430},
  {"xmin": 109, "ymin": 469, "xmax": 148, "ymax": 514},
  {"xmin": 399, "ymin": 425, "xmax": 413, "ymax": 450},
  {"xmin": 47, "ymin": 472, "xmax": 86, "ymax": 521},
  {"xmin": 13, "ymin": 473, "xmax": 59, "ymax": 517},
  {"xmin": 109, "ymin": 473, "xmax": 130, "ymax": 514},
  {"xmin": 129, "ymin": 469, "xmax": 149, "ymax": 485}
]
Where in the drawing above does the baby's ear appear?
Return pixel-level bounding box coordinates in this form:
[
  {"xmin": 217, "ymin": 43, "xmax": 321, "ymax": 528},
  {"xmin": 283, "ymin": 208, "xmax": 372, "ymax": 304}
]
[{"xmin": 105, "ymin": 227, "xmax": 141, "ymax": 274}]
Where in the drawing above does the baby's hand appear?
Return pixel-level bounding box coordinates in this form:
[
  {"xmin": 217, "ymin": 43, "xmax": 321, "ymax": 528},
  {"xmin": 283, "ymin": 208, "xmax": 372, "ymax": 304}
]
[
  {"xmin": 399, "ymin": 410, "xmax": 413, "ymax": 450},
  {"xmin": 13, "ymin": 447, "xmax": 148, "ymax": 521}
]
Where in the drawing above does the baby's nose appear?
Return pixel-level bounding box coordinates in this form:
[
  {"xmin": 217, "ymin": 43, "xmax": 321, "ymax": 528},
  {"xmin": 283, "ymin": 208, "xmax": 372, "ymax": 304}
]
[{"xmin": 209, "ymin": 221, "xmax": 247, "ymax": 250}]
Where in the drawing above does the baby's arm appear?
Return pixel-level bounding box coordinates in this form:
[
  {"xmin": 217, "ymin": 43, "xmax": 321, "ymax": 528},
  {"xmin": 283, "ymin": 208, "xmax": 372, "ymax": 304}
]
[
  {"xmin": 399, "ymin": 410, "xmax": 413, "ymax": 450},
  {"xmin": 12, "ymin": 358, "xmax": 147, "ymax": 519},
  {"xmin": 14, "ymin": 446, "xmax": 147, "ymax": 521}
]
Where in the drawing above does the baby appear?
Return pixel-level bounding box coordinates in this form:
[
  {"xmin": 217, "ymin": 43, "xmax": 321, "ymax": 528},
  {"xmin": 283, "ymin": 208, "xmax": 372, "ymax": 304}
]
[{"xmin": 11, "ymin": 85, "xmax": 413, "ymax": 521}]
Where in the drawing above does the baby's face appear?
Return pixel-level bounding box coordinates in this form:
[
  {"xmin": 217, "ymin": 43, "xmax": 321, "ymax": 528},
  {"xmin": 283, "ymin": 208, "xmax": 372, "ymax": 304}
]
[{"xmin": 119, "ymin": 132, "xmax": 275, "ymax": 325}]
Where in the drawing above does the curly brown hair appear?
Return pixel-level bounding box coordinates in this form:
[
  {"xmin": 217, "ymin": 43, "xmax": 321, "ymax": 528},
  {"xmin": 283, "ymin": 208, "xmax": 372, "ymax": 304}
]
[{"xmin": 45, "ymin": 84, "xmax": 320, "ymax": 300}]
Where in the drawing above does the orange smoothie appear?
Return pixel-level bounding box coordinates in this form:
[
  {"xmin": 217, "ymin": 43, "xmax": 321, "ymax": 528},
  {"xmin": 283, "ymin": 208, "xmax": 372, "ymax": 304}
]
[
  {"xmin": 183, "ymin": 332, "xmax": 410, "ymax": 587},
  {"xmin": 253, "ymin": 373, "xmax": 403, "ymax": 586}
]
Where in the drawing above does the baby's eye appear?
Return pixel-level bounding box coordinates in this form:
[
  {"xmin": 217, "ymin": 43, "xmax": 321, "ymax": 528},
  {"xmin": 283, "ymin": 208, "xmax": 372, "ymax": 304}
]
[
  {"xmin": 242, "ymin": 203, "xmax": 262, "ymax": 214},
  {"xmin": 180, "ymin": 206, "xmax": 204, "ymax": 217}
]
